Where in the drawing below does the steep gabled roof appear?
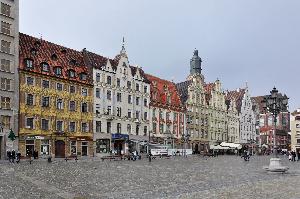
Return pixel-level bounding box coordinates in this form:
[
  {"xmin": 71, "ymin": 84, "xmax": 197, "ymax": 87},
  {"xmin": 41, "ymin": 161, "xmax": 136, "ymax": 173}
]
[
  {"xmin": 176, "ymin": 80, "xmax": 192, "ymax": 104},
  {"xmin": 19, "ymin": 33, "xmax": 92, "ymax": 85},
  {"xmin": 146, "ymin": 74, "xmax": 185, "ymax": 112},
  {"xmin": 83, "ymin": 50, "xmax": 109, "ymax": 70},
  {"xmin": 226, "ymin": 89, "xmax": 246, "ymax": 113}
]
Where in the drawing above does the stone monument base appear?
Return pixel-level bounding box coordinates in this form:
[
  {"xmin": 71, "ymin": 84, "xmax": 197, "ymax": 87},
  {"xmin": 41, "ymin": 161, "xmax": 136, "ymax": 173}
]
[{"xmin": 264, "ymin": 158, "xmax": 288, "ymax": 173}]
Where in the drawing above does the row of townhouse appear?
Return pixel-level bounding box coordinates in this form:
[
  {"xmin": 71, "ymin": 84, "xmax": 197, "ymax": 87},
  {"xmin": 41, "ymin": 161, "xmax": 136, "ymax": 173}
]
[{"xmin": 176, "ymin": 50, "xmax": 257, "ymax": 153}]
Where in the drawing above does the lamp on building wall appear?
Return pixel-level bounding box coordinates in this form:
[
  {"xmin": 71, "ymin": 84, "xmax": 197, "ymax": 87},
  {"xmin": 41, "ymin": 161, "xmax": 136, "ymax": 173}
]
[{"xmin": 262, "ymin": 87, "xmax": 289, "ymax": 172}]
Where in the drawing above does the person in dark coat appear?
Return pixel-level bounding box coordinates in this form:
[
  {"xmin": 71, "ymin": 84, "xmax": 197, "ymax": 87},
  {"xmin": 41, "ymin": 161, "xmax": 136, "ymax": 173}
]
[
  {"xmin": 11, "ymin": 150, "xmax": 16, "ymax": 163},
  {"xmin": 7, "ymin": 150, "xmax": 11, "ymax": 162},
  {"xmin": 16, "ymin": 151, "xmax": 21, "ymax": 163}
]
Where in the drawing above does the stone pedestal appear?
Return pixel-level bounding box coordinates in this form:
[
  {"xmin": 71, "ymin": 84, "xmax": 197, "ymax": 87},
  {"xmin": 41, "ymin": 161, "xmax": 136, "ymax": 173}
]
[{"xmin": 264, "ymin": 158, "xmax": 288, "ymax": 172}]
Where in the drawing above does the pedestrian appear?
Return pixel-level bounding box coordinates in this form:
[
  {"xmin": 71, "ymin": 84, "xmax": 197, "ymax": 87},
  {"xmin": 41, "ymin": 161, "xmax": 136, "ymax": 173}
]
[
  {"xmin": 292, "ymin": 151, "xmax": 296, "ymax": 162},
  {"xmin": 16, "ymin": 151, "xmax": 21, "ymax": 163},
  {"xmin": 288, "ymin": 152, "xmax": 292, "ymax": 161},
  {"xmin": 11, "ymin": 150, "xmax": 16, "ymax": 163},
  {"xmin": 7, "ymin": 150, "xmax": 11, "ymax": 162}
]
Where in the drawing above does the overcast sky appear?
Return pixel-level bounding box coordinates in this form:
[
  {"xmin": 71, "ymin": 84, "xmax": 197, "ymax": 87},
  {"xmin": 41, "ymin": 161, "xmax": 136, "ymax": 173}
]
[{"xmin": 20, "ymin": 0, "xmax": 300, "ymax": 111}]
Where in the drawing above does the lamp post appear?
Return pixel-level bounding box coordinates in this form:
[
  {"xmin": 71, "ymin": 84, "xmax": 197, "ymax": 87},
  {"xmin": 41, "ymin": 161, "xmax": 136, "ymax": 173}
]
[
  {"xmin": 148, "ymin": 130, "xmax": 151, "ymax": 162},
  {"xmin": 262, "ymin": 87, "xmax": 289, "ymax": 172}
]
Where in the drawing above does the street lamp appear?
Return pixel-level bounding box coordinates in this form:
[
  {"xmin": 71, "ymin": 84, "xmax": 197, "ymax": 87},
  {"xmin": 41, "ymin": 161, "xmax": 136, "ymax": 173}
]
[
  {"xmin": 262, "ymin": 87, "xmax": 289, "ymax": 172},
  {"xmin": 148, "ymin": 130, "xmax": 152, "ymax": 162}
]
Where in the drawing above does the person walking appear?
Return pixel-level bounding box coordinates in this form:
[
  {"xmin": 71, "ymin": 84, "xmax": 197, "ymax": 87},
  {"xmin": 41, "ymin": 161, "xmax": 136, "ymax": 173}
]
[
  {"xmin": 7, "ymin": 150, "xmax": 11, "ymax": 163},
  {"xmin": 11, "ymin": 150, "xmax": 16, "ymax": 163},
  {"xmin": 16, "ymin": 151, "xmax": 21, "ymax": 163},
  {"xmin": 288, "ymin": 151, "xmax": 292, "ymax": 161}
]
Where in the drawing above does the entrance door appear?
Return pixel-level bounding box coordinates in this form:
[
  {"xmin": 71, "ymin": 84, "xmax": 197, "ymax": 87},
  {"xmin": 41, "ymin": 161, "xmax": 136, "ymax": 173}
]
[
  {"xmin": 81, "ymin": 141, "xmax": 88, "ymax": 156},
  {"xmin": 55, "ymin": 140, "xmax": 65, "ymax": 158},
  {"xmin": 114, "ymin": 141, "xmax": 123, "ymax": 155},
  {"xmin": 194, "ymin": 144, "xmax": 199, "ymax": 154}
]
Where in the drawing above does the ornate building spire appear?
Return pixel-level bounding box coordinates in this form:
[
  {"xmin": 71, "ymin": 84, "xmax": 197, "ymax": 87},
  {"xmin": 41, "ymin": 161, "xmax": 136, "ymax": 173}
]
[
  {"xmin": 190, "ymin": 49, "xmax": 202, "ymax": 75},
  {"xmin": 120, "ymin": 36, "xmax": 127, "ymax": 56}
]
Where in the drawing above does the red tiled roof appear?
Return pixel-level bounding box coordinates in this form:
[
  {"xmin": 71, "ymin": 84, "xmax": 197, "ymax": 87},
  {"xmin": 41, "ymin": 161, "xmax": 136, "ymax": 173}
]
[
  {"xmin": 19, "ymin": 33, "xmax": 92, "ymax": 85},
  {"xmin": 204, "ymin": 83, "xmax": 215, "ymax": 105},
  {"xmin": 226, "ymin": 89, "xmax": 246, "ymax": 113},
  {"xmin": 251, "ymin": 96, "xmax": 265, "ymax": 113},
  {"xmin": 145, "ymin": 74, "xmax": 185, "ymax": 112}
]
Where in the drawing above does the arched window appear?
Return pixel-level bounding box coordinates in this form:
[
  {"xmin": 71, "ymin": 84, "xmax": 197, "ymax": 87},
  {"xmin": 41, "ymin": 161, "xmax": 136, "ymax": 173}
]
[
  {"xmin": 24, "ymin": 59, "xmax": 34, "ymax": 69},
  {"xmin": 54, "ymin": 67, "xmax": 62, "ymax": 76},
  {"xmin": 51, "ymin": 54, "xmax": 58, "ymax": 61},
  {"xmin": 41, "ymin": 62, "xmax": 49, "ymax": 72}
]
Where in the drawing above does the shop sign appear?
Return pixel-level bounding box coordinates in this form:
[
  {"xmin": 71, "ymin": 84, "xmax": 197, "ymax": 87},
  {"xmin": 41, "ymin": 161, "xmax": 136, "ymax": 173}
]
[{"xmin": 112, "ymin": 133, "xmax": 129, "ymax": 140}]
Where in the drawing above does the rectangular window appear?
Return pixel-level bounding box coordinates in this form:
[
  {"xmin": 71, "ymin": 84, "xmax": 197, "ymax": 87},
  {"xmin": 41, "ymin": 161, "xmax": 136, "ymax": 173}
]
[
  {"xmin": 0, "ymin": 78, "xmax": 10, "ymax": 90},
  {"xmin": 96, "ymin": 88, "xmax": 100, "ymax": 98},
  {"xmin": 107, "ymin": 106, "xmax": 111, "ymax": 115},
  {"xmin": 0, "ymin": 96, "xmax": 10, "ymax": 109},
  {"xmin": 144, "ymin": 126, "xmax": 147, "ymax": 136},
  {"xmin": 135, "ymin": 111, "xmax": 140, "ymax": 119},
  {"xmin": 96, "ymin": 139, "xmax": 110, "ymax": 153},
  {"xmin": 0, "ymin": 115, "xmax": 10, "ymax": 129},
  {"xmin": 144, "ymin": 86, "xmax": 148, "ymax": 93},
  {"xmin": 56, "ymin": 121, "xmax": 63, "ymax": 132},
  {"xmin": 106, "ymin": 76, "xmax": 111, "ymax": 85},
  {"xmin": 117, "ymin": 107, "xmax": 121, "ymax": 117},
  {"xmin": 42, "ymin": 96, "xmax": 50, "ymax": 107},
  {"xmin": 117, "ymin": 93, "xmax": 122, "ymax": 102},
  {"xmin": 0, "ymin": 59, "xmax": 10, "ymax": 72},
  {"xmin": 56, "ymin": 83, "xmax": 63, "ymax": 91},
  {"xmin": 136, "ymin": 83, "xmax": 140, "ymax": 91},
  {"xmin": 107, "ymin": 90, "xmax": 111, "ymax": 100},
  {"xmin": 69, "ymin": 101, "xmax": 76, "ymax": 111},
  {"xmin": 107, "ymin": 122, "xmax": 111, "ymax": 134},
  {"xmin": 69, "ymin": 122, "xmax": 76, "ymax": 132},
  {"xmin": 81, "ymin": 123, "xmax": 88, "ymax": 132},
  {"xmin": 81, "ymin": 103, "xmax": 88, "ymax": 112},
  {"xmin": 96, "ymin": 73, "xmax": 100, "ymax": 82},
  {"xmin": 297, "ymin": 139, "xmax": 300, "ymax": 144},
  {"xmin": 96, "ymin": 121, "xmax": 101, "ymax": 133},
  {"xmin": 144, "ymin": 112, "xmax": 148, "ymax": 120},
  {"xmin": 70, "ymin": 85, "xmax": 75, "ymax": 93},
  {"xmin": 56, "ymin": 99, "xmax": 63, "ymax": 110},
  {"xmin": 128, "ymin": 95, "xmax": 132, "ymax": 104},
  {"xmin": 26, "ymin": 118, "xmax": 34, "ymax": 129},
  {"xmin": 136, "ymin": 97, "xmax": 140, "ymax": 105},
  {"xmin": 153, "ymin": 123, "xmax": 157, "ymax": 133},
  {"xmin": 159, "ymin": 124, "xmax": 164, "ymax": 133},
  {"xmin": 127, "ymin": 124, "xmax": 131, "ymax": 134},
  {"xmin": 70, "ymin": 141, "xmax": 77, "ymax": 155},
  {"xmin": 26, "ymin": 94, "xmax": 33, "ymax": 106},
  {"xmin": 41, "ymin": 119, "xmax": 49, "ymax": 130},
  {"xmin": 1, "ymin": 40, "xmax": 10, "ymax": 53},
  {"xmin": 127, "ymin": 81, "xmax": 131, "ymax": 89},
  {"xmin": 117, "ymin": 78, "xmax": 120, "ymax": 87},
  {"xmin": 42, "ymin": 80, "xmax": 50, "ymax": 89},
  {"xmin": 26, "ymin": 77, "xmax": 34, "ymax": 85},
  {"xmin": 117, "ymin": 123, "xmax": 121, "ymax": 134},
  {"xmin": 1, "ymin": 3, "xmax": 11, "ymax": 16},
  {"xmin": 81, "ymin": 88, "xmax": 88, "ymax": 96},
  {"xmin": 1, "ymin": 21, "xmax": 11, "ymax": 35},
  {"xmin": 144, "ymin": 99, "xmax": 147, "ymax": 107},
  {"xmin": 128, "ymin": 110, "xmax": 132, "ymax": 118}
]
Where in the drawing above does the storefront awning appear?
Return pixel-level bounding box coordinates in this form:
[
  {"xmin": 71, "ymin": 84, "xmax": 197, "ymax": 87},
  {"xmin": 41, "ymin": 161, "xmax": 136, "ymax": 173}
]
[{"xmin": 220, "ymin": 142, "xmax": 242, "ymax": 149}]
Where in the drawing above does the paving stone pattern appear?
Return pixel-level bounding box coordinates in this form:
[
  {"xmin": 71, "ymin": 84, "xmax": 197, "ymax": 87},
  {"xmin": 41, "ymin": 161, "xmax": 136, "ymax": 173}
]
[{"xmin": 0, "ymin": 155, "xmax": 299, "ymax": 199}]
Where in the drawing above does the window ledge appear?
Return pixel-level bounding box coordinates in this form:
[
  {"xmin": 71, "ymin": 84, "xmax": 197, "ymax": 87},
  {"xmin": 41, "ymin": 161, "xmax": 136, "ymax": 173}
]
[
  {"xmin": 0, "ymin": 13, "xmax": 14, "ymax": 20},
  {"xmin": 0, "ymin": 32, "xmax": 14, "ymax": 38},
  {"xmin": 0, "ymin": 50, "xmax": 14, "ymax": 56}
]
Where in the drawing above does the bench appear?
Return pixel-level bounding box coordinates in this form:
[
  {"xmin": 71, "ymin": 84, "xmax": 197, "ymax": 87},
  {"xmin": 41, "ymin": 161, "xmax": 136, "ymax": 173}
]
[{"xmin": 101, "ymin": 155, "xmax": 122, "ymax": 161}]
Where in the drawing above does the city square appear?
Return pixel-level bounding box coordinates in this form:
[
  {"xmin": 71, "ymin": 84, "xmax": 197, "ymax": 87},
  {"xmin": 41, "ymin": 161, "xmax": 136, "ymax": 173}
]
[{"xmin": 0, "ymin": 155, "xmax": 300, "ymax": 199}]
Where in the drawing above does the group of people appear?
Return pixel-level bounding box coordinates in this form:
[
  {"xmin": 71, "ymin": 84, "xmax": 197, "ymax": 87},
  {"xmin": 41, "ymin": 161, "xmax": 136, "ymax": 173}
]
[
  {"xmin": 288, "ymin": 151, "xmax": 299, "ymax": 161},
  {"xmin": 241, "ymin": 150, "xmax": 251, "ymax": 161},
  {"xmin": 6, "ymin": 150, "xmax": 21, "ymax": 163}
]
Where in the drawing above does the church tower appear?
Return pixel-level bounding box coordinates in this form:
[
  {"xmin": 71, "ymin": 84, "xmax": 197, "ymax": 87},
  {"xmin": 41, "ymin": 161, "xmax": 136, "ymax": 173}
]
[{"xmin": 190, "ymin": 49, "xmax": 202, "ymax": 75}]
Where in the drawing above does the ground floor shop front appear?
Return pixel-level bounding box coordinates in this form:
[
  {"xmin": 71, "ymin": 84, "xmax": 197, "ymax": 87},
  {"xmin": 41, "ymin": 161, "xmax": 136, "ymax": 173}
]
[
  {"xmin": 94, "ymin": 133, "xmax": 149, "ymax": 156},
  {"xmin": 18, "ymin": 135, "xmax": 93, "ymax": 158}
]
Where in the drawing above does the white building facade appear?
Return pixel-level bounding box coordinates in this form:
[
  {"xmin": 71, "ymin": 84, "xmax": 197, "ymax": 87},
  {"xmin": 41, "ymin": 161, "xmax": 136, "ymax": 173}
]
[
  {"xmin": 84, "ymin": 45, "xmax": 150, "ymax": 156},
  {"xmin": 0, "ymin": 0, "xmax": 19, "ymax": 159}
]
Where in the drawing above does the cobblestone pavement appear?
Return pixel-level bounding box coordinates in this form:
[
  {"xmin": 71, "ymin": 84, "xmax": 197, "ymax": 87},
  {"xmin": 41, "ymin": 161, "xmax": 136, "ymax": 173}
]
[{"xmin": 0, "ymin": 155, "xmax": 299, "ymax": 199}]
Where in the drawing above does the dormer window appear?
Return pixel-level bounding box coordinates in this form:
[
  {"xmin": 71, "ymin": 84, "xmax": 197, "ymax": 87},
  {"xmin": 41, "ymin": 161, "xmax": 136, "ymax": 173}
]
[
  {"xmin": 24, "ymin": 59, "xmax": 33, "ymax": 69},
  {"xmin": 68, "ymin": 70, "xmax": 75, "ymax": 78},
  {"xmin": 51, "ymin": 54, "xmax": 58, "ymax": 61},
  {"xmin": 30, "ymin": 48, "xmax": 37, "ymax": 56},
  {"xmin": 41, "ymin": 62, "xmax": 49, "ymax": 72},
  {"xmin": 34, "ymin": 41, "xmax": 41, "ymax": 47},
  {"xmin": 54, "ymin": 67, "xmax": 62, "ymax": 76},
  {"xmin": 80, "ymin": 73, "xmax": 87, "ymax": 81},
  {"xmin": 61, "ymin": 49, "xmax": 67, "ymax": 54},
  {"xmin": 70, "ymin": 59, "xmax": 76, "ymax": 66}
]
